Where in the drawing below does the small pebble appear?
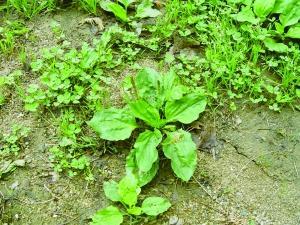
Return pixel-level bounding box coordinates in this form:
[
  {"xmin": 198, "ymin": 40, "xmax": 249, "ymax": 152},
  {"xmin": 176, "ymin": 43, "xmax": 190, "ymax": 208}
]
[
  {"xmin": 169, "ymin": 215, "xmax": 178, "ymax": 225},
  {"xmin": 14, "ymin": 159, "xmax": 25, "ymax": 167},
  {"xmin": 10, "ymin": 181, "xmax": 19, "ymax": 190}
]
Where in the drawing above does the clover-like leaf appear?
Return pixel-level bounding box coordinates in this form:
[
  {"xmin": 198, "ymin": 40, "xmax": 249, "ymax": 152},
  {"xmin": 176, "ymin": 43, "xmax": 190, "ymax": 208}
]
[
  {"xmin": 134, "ymin": 129, "xmax": 162, "ymax": 172},
  {"xmin": 126, "ymin": 149, "xmax": 159, "ymax": 186},
  {"xmin": 162, "ymin": 129, "xmax": 197, "ymax": 181},
  {"xmin": 129, "ymin": 100, "xmax": 162, "ymax": 128},
  {"xmin": 103, "ymin": 180, "xmax": 121, "ymax": 202},
  {"xmin": 141, "ymin": 197, "xmax": 171, "ymax": 216},
  {"xmin": 118, "ymin": 174, "xmax": 141, "ymax": 207},
  {"xmin": 88, "ymin": 108, "xmax": 137, "ymax": 141},
  {"xmin": 165, "ymin": 93, "xmax": 206, "ymax": 124},
  {"xmin": 90, "ymin": 206, "xmax": 123, "ymax": 225}
]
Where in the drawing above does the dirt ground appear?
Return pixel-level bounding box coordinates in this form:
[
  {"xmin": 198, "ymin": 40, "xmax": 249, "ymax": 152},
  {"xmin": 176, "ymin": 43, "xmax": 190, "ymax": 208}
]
[{"xmin": 1, "ymin": 8, "xmax": 300, "ymax": 225}]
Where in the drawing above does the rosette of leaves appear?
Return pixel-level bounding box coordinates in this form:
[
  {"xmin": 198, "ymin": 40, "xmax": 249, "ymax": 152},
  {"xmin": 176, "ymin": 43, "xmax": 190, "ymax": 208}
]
[
  {"xmin": 230, "ymin": 0, "xmax": 300, "ymax": 52},
  {"xmin": 90, "ymin": 174, "xmax": 171, "ymax": 225},
  {"xmin": 89, "ymin": 68, "xmax": 207, "ymax": 186}
]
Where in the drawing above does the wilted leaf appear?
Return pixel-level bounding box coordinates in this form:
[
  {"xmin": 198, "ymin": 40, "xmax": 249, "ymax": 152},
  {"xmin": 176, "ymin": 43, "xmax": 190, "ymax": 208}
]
[
  {"xmin": 134, "ymin": 129, "xmax": 162, "ymax": 172},
  {"xmin": 263, "ymin": 38, "xmax": 289, "ymax": 53},
  {"xmin": 253, "ymin": 0, "xmax": 275, "ymax": 19},
  {"xmin": 162, "ymin": 129, "xmax": 197, "ymax": 181},
  {"xmin": 165, "ymin": 93, "xmax": 206, "ymax": 124},
  {"xmin": 90, "ymin": 206, "xmax": 123, "ymax": 225},
  {"xmin": 103, "ymin": 180, "xmax": 121, "ymax": 202},
  {"xmin": 88, "ymin": 108, "xmax": 137, "ymax": 141},
  {"xmin": 141, "ymin": 197, "xmax": 171, "ymax": 216}
]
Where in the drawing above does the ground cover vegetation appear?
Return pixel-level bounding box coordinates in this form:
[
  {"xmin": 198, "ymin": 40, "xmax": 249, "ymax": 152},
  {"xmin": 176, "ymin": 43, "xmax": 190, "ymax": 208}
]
[{"xmin": 0, "ymin": 0, "xmax": 299, "ymax": 224}]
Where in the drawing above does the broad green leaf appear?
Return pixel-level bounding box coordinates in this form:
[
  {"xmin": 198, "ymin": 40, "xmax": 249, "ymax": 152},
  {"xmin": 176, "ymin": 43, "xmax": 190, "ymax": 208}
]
[
  {"xmin": 103, "ymin": 180, "xmax": 121, "ymax": 202},
  {"xmin": 135, "ymin": 67, "xmax": 162, "ymax": 107},
  {"xmin": 162, "ymin": 129, "xmax": 197, "ymax": 181},
  {"xmin": 141, "ymin": 197, "xmax": 171, "ymax": 216},
  {"xmin": 24, "ymin": 102, "xmax": 40, "ymax": 112},
  {"xmin": 263, "ymin": 38, "xmax": 289, "ymax": 53},
  {"xmin": 118, "ymin": 174, "xmax": 141, "ymax": 207},
  {"xmin": 129, "ymin": 100, "xmax": 162, "ymax": 128},
  {"xmin": 165, "ymin": 93, "xmax": 206, "ymax": 124},
  {"xmin": 127, "ymin": 206, "xmax": 142, "ymax": 216},
  {"xmin": 100, "ymin": 1, "xmax": 128, "ymax": 22},
  {"xmin": 134, "ymin": 130, "xmax": 162, "ymax": 172},
  {"xmin": 126, "ymin": 149, "xmax": 159, "ymax": 186},
  {"xmin": 279, "ymin": 2, "xmax": 300, "ymax": 27},
  {"xmin": 118, "ymin": 0, "xmax": 135, "ymax": 8},
  {"xmin": 286, "ymin": 23, "xmax": 300, "ymax": 39},
  {"xmin": 272, "ymin": 0, "xmax": 297, "ymax": 14},
  {"xmin": 253, "ymin": 0, "xmax": 275, "ymax": 19},
  {"xmin": 90, "ymin": 206, "xmax": 123, "ymax": 225},
  {"xmin": 162, "ymin": 70, "xmax": 186, "ymax": 101},
  {"xmin": 232, "ymin": 6, "xmax": 259, "ymax": 25},
  {"xmin": 88, "ymin": 108, "xmax": 137, "ymax": 141}
]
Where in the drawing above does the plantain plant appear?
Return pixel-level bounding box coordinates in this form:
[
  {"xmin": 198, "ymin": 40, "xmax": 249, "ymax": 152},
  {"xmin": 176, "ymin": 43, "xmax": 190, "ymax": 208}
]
[
  {"xmin": 89, "ymin": 68, "xmax": 207, "ymax": 186},
  {"xmin": 90, "ymin": 174, "xmax": 171, "ymax": 225},
  {"xmin": 99, "ymin": 0, "xmax": 161, "ymax": 22}
]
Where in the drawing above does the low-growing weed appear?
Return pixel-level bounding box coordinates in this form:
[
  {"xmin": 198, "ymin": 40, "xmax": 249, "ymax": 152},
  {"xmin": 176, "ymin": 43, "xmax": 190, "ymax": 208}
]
[
  {"xmin": 48, "ymin": 109, "xmax": 95, "ymax": 180},
  {"xmin": 90, "ymin": 174, "xmax": 171, "ymax": 225},
  {"xmin": 7, "ymin": 0, "xmax": 55, "ymax": 19},
  {"xmin": 0, "ymin": 20, "xmax": 29, "ymax": 56},
  {"xmin": 0, "ymin": 70, "xmax": 22, "ymax": 105},
  {"xmin": 0, "ymin": 124, "xmax": 30, "ymax": 157},
  {"xmin": 89, "ymin": 68, "xmax": 207, "ymax": 185},
  {"xmin": 23, "ymin": 42, "xmax": 109, "ymax": 111},
  {"xmin": 49, "ymin": 146, "xmax": 93, "ymax": 180},
  {"xmin": 230, "ymin": 0, "xmax": 300, "ymax": 52}
]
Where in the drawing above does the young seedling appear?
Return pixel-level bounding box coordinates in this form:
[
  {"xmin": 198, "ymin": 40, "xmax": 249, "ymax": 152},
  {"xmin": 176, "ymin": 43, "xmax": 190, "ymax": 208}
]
[{"xmin": 90, "ymin": 174, "xmax": 171, "ymax": 225}]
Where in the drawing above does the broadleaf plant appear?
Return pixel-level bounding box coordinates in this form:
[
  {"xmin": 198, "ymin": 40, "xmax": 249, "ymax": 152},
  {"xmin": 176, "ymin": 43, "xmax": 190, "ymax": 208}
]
[
  {"xmin": 89, "ymin": 68, "xmax": 207, "ymax": 185},
  {"xmin": 99, "ymin": 0, "xmax": 161, "ymax": 22},
  {"xmin": 91, "ymin": 175, "xmax": 171, "ymax": 224}
]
